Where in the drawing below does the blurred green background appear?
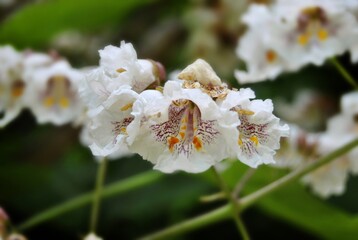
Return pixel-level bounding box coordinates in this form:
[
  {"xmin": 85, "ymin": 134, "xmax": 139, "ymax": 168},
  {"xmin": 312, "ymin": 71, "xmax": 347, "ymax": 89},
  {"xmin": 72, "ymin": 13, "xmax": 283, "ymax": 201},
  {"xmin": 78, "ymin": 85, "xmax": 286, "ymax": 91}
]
[{"xmin": 1, "ymin": 0, "xmax": 358, "ymax": 239}]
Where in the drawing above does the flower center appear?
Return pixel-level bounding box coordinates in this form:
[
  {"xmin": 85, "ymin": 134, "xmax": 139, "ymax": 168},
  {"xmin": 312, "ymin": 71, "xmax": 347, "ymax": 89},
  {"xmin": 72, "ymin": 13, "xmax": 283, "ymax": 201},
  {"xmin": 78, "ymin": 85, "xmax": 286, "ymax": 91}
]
[
  {"xmin": 232, "ymin": 106, "xmax": 269, "ymax": 155},
  {"xmin": 265, "ymin": 50, "xmax": 277, "ymax": 63},
  {"xmin": 11, "ymin": 80, "xmax": 25, "ymax": 99},
  {"xmin": 43, "ymin": 75, "xmax": 72, "ymax": 109},
  {"xmin": 112, "ymin": 116, "xmax": 134, "ymax": 138},
  {"xmin": 151, "ymin": 99, "xmax": 219, "ymax": 157},
  {"xmin": 297, "ymin": 6, "xmax": 329, "ymax": 45}
]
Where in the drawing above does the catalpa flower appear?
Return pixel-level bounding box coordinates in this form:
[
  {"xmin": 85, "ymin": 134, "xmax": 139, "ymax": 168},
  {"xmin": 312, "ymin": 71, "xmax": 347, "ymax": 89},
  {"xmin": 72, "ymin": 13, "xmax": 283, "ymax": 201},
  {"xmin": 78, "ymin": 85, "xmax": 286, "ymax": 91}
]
[
  {"xmin": 323, "ymin": 92, "xmax": 358, "ymax": 175},
  {"xmin": 0, "ymin": 45, "xmax": 26, "ymax": 127},
  {"xmin": 81, "ymin": 42, "xmax": 164, "ymax": 158},
  {"xmin": 80, "ymin": 41, "xmax": 162, "ymax": 116},
  {"xmin": 86, "ymin": 87, "xmax": 139, "ymax": 158},
  {"xmin": 219, "ymin": 88, "xmax": 289, "ymax": 168},
  {"xmin": 275, "ymin": 92, "xmax": 358, "ymax": 198},
  {"xmin": 25, "ymin": 60, "xmax": 84, "ymax": 125},
  {"xmin": 99, "ymin": 41, "xmax": 162, "ymax": 93},
  {"xmin": 346, "ymin": 1, "xmax": 358, "ymax": 62},
  {"xmin": 235, "ymin": 5, "xmax": 296, "ymax": 84},
  {"xmin": 274, "ymin": 124, "xmax": 320, "ymax": 169},
  {"xmin": 324, "ymin": 113, "xmax": 358, "ymax": 175},
  {"xmin": 270, "ymin": 0, "xmax": 358, "ymax": 67},
  {"xmin": 302, "ymin": 132, "xmax": 351, "ymax": 198},
  {"xmin": 128, "ymin": 80, "xmax": 238, "ymax": 173}
]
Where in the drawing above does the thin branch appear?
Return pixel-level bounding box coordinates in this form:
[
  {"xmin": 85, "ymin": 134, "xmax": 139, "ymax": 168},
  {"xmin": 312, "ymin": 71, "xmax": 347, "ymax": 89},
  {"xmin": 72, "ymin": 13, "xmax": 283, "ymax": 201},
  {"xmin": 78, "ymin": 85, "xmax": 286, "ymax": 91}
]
[
  {"xmin": 90, "ymin": 157, "xmax": 108, "ymax": 233},
  {"xmin": 330, "ymin": 57, "xmax": 358, "ymax": 89},
  {"xmin": 211, "ymin": 167, "xmax": 250, "ymax": 240},
  {"xmin": 17, "ymin": 171, "xmax": 163, "ymax": 231},
  {"xmin": 140, "ymin": 138, "xmax": 358, "ymax": 240}
]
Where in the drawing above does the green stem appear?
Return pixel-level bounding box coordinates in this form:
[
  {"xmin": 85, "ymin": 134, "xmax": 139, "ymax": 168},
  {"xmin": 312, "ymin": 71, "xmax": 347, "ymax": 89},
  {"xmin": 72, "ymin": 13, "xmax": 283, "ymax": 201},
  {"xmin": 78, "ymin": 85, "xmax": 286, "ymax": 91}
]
[
  {"xmin": 330, "ymin": 57, "xmax": 358, "ymax": 89},
  {"xmin": 211, "ymin": 167, "xmax": 250, "ymax": 240},
  {"xmin": 233, "ymin": 168, "xmax": 256, "ymax": 198},
  {"xmin": 17, "ymin": 171, "xmax": 163, "ymax": 231},
  {"xmin": 139, "ymin": 205, "xmax": 231, "ymax": 240},
  {"xmin": 90, "ymin": 157, "xmax": 108, "ymax": 233},
  {"xmin": 200, "ymin": 192, "xmax": 225, "ymax": 203},
  {"xmin": 140, "ymin": 138, "xmax": 358, "ymax": 240}
]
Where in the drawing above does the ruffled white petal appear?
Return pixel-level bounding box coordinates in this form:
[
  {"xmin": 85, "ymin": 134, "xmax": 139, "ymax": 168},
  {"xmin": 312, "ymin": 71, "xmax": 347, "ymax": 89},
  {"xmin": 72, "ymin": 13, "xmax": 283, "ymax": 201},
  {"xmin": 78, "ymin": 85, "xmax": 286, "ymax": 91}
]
[
  {"xmin": 25, "ymin": 60, "xmax": 84, "ymax": 125},
  {"xmin": 129, "ymin": 81, "xmax": 238, "ymax": 173}
]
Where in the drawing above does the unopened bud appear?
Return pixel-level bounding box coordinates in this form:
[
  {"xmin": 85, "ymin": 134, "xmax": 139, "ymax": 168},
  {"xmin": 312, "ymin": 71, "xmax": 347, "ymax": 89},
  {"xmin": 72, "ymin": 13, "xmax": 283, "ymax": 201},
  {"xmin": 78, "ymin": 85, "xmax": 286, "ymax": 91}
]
[
  {"xmin": 145, "ymin": 60, "xmax": 166, "ymax": 90},
  {"xmin": 178, "ymin": 59, "xmax": 222, "ymax": 86}
]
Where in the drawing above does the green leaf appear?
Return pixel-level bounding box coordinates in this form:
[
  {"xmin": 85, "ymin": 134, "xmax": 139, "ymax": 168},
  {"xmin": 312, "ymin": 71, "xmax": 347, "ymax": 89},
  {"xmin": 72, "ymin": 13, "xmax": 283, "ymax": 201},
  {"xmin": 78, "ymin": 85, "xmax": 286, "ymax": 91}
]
[
  {"xmin": 222, "ymin": 164, "xmax": 358, "ymax": 240},
  {"xmin": 0, "ymin": 0, "xmax": 156, "ymax": 48}
]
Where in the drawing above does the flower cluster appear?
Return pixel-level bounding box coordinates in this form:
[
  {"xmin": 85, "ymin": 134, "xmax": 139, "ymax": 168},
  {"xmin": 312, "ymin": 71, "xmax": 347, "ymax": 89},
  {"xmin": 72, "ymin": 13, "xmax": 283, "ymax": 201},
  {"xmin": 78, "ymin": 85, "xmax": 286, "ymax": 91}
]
[
  {"xmin": 236, "ymin": 0, "xmax": 358, "ymax": 83},
  {"xmin": 0, "ymin": 45, "xmax": 85, "ymax": 126},
  {"xmin": 275, "ymin": 92, "xmax": 358, "ymax": 198},
  {"xmin": 81, "ymin": 42, "xmax": 289, "ymax": 173}
]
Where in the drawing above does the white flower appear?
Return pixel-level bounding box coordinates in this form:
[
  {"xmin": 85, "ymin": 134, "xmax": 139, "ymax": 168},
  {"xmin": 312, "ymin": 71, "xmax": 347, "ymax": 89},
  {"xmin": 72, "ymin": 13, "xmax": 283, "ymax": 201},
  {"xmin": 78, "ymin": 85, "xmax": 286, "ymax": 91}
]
[
  {"xmin": 79, "ymin": 41, "xmax": 161, "ymax": 116},
  {"xmin": 86, "ymin": 87, "xmax": 138, "ymax": 158},
  {"xmin": 236, "ymin": 1, "xmax": 358, "ymax": 83},
  {"xmin": 0, "ymin": 46, "xmax": 26, "ymax": 127},
  {"xmin": 280, "ymin": 92, "xmax": 358, "ymax": 198},
  {"xmin": 270, "ymin": 0, "xmax": 358, "ymax": 68},
  {"xmin": 325, "ymin": 113, "xmax": 358, "ymax": 175},
  {"xmin": 219, "ymin": 89, "xmax": 290, "ymax": 168},
  {"xmin": 79, "ymin": 116, "xmax": 132, "ymax": 160},
  {"xmin": 328, "ymin": 92, "xmax": 358, "ymax": 174},
  {"xmin": 341, "ymin": 91, "xmax": 358, "ymax": 115},
  {"xmin": 275, "ymin": 89, "xmax": 334, "ymax": 131},
  {"xmin": 273, "ymin": 124, "xmax": 320, "ymax": 169},
  {"xmin": 25, "ymin": 60, "xmax": 84, "ymax": 125},
  {"xmin": 80, "ymin": 42, "xmax": 163, "ymax": 158},
  {"xmin": 349, "ymin": 37, "xmax": 358, "ymax": 63},
  {"xmin": 235, "ymin": 5, "xmax": 295, "ymax": 84},
  {"xmin": 99, "ymin": 41, "xmax": 158, "ymax": 93},
  {"xmin": 128, "ymin": 80, "xmax": 239, "ymax": 173},
  {"xmin": 302, "ymin": 133, "xmax": 350, "ymax": 198}
]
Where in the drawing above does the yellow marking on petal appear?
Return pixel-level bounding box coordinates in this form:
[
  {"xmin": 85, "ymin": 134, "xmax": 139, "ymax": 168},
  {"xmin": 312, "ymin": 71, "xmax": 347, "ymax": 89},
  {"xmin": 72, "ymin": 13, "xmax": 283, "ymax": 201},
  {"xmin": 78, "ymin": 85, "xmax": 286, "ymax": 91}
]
[
  {"xmin": 179, "ymin": 132, "xmax": 185, "ymax": 139},
  {"xmin": 250, "ymin": 136, "xmax": 259, "ymax": 146},
  {"xmin": 173, "ymin": 99, "xmax": 189, "ymax": 107},
  {"xmin": 317, "ymin": 28, "xmax": 328, "ymax": 41},
  {"xmin": 298, "ymin": 33, "xmax": 309, "ymax": 46},
  {"xmin": 155, "ymin": 86, "xmax": 164, "ymax": 93},
  {"xmin": 11, "ymin": 87, "xmax": 24, "ymax": 98},
  {"xmin": 265, "ymin": 50, "xmax": 277, "ymax": 63},
  {"xmin": 238, "ymin": 109, "xmax": 255, "ymax": 115},
  {"xmin": 11, "ymin": 81, "xmax": 25, "ymax": 98},
  {"xmin": 192, "ymin": 136, "xmax": 203, "ymax": 151},
  {"xmin": 59, "ymin": 97, "xmax": 70, "ymax": 108},
  {"xmin": 120, "ymin": 127, "xmax": 127, "ymax": 134},
  {"xmin": 168, "ymin": 136, "xmax": 180, "ymax": 152},
  {"xmin": 238, "ymin": 136, "xmax": 243, "ymax": 146},
  {"xmin": 116, "ymin": 68, "xmax": 126, "ymax": 73},
  {"xmin": 181, "ymin": 125, "xmax": 187, "ymax": 130},
  {"xmin": 302, "ymin": 7, "xmax": 320, "ymax": 16},
  {"xmin": 120, "ymin": 102, "xmax": 133, "ymax": 111},
  {"xmin": 44, "ymin": 97, "xmax": 54, "ymax": 107}
]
